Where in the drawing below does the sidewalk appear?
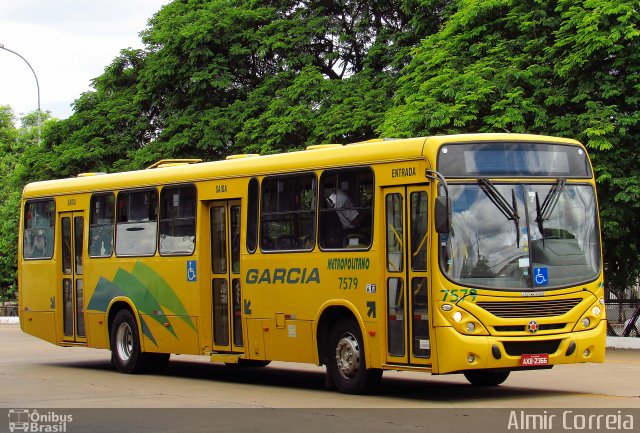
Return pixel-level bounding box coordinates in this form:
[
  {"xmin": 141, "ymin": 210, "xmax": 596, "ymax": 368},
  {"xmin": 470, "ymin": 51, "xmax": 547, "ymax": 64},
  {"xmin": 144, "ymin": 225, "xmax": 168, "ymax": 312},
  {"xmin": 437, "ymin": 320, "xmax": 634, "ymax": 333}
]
[
  {"xmin": 2, "ymin": 316, "xmax": 638, "ymax": 349},
  {"xmin": 606, "ymin": 336, "xmax": 640, "ymax": 350}
]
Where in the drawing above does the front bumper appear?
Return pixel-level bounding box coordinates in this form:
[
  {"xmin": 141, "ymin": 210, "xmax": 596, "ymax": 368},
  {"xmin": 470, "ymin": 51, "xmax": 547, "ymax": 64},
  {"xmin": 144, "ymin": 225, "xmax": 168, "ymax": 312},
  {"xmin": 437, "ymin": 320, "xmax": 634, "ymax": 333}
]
[{"xmin": 434, "ymin": 320, "xmax": 606, "ymax": 374}]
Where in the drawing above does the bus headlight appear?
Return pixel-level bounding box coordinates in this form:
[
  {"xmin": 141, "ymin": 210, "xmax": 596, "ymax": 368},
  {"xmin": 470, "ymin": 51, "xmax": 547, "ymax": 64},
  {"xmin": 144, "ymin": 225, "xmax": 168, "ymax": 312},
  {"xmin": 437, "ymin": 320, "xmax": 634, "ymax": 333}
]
[
  {"xmin": 573, "ymin": 301, "xmax": 604, "ymax": 332},
  {"xmin": 441, "ymin": 305, "xmax": 488, "ymax": 335}
]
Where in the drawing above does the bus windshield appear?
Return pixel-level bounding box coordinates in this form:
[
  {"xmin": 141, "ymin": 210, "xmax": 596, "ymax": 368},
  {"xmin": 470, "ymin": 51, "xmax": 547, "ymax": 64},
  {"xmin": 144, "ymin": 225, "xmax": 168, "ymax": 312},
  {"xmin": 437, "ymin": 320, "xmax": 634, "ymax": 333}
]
[{"xmin": 440, "ymin": 182, "xmax": 600, "ymax": 290}]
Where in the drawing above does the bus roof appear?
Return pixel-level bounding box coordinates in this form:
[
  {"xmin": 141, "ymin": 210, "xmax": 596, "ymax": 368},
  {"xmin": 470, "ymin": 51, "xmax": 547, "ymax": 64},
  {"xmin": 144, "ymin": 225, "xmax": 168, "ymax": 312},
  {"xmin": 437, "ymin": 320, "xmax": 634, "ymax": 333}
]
[{"xmin": 22, "ymin": 133, "xmax": 582, "ymax": 198}]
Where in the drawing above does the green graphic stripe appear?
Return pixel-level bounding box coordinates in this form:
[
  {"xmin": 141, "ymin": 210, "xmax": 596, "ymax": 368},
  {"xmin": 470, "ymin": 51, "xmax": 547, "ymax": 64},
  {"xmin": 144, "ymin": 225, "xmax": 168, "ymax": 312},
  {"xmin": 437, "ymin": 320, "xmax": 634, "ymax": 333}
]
[
  {"xmin": 112, "ymin": 269, "xmax": 177, "ymax": 337},
  {"xmin": 132, "ymin": 262, "xmax": 196, "ymax": 331},
  {"xmin": 87, "ymin": 278, "xmax": 126, "ymax": 311},
  {"xmin": 139, "ymin": 316, "xmax": 157, "ymax": 346},
  {"xmin": 87, "ymin": 262, "xmax": 200, "ymax": 344}
]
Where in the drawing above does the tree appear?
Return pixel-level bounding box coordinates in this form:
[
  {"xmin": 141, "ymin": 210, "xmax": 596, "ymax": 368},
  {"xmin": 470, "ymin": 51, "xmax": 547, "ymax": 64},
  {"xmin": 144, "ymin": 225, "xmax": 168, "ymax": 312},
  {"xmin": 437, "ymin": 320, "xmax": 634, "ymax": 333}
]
[
  {"xmin": 2, "ymin": 1, "xmax": 456, "ymax": 294},
  {"xmin": 134, "ymin": 0, "xmax": 440, "ymax": 158},
  {"xmin": 382, "ymin": 0, "xmax": 640, "ymax": 294},
  {"xmin": 43, "ymin": 49, "xmax": 153, "ymax": 176}
]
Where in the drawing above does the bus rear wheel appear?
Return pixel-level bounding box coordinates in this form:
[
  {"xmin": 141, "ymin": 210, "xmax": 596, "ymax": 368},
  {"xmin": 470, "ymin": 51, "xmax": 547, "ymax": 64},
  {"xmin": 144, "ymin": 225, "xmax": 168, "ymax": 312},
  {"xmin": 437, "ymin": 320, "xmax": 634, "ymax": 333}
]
[
  {"xmin": 464, "ymin": 370, "xmax": 510, "ymax": 386},
  {"xmin": 110, "ymin": 309, "xmax": 169, "ymax": 374},
  {"xmin": 327, "ymin": 318, "xmax": 382, "ymax": 394}
]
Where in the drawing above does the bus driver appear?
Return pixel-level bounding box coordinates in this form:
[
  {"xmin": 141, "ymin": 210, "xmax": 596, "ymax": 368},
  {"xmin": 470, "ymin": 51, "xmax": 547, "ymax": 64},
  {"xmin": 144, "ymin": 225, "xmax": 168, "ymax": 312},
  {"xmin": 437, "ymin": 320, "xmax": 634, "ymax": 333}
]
[{"xmin": 327, "ymin": 188, "xmax": 359, "ymax": 229}]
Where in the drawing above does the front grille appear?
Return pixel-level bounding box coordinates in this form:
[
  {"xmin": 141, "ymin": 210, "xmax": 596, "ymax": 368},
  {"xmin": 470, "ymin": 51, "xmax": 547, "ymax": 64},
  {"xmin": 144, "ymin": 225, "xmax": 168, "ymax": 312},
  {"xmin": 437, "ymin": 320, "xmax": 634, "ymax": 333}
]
[
  {"xmin": 494, "ymin": 323, "xmax": 567, "ymax": 332},
  {"xmin": 503, "ymin": 340, "xmax": 561, "ymax": 356},
  {"xmin": 477, "ymin": 298, "xmax": 582, "ymax": 318}
]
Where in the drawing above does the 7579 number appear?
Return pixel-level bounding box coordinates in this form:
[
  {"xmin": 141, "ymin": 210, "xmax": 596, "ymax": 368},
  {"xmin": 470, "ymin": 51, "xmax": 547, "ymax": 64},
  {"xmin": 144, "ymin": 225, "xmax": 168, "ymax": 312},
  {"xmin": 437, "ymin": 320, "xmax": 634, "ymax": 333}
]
[
  {"xmin": 338, "ymin": 277, "xmax": 358, "ymax": 290},
  {"xmin": 440, "ymin": 288, "xmax": 477, "ymax": 302}
]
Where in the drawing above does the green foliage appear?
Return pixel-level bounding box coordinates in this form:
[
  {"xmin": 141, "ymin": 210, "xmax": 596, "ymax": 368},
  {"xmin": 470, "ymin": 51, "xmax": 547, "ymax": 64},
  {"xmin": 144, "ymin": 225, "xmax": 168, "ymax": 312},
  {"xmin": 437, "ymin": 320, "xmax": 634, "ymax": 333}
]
[
  {"xmin": 0, "ymin": 106, "xmax": 19, "ymax": 300},
  {"xmin": 1, "ymin": 0, "xmax": 639, "ymax": 294},
  {"xmin": 382, "ymin": 0, "xmax": 640, "ymax": 293}
]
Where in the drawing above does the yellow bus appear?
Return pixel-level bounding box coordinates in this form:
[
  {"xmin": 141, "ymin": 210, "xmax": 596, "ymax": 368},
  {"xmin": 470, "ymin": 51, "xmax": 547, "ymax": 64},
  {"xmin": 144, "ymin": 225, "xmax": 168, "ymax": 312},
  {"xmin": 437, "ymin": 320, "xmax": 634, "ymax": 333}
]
[{"xmin": 18, "ymin": 134, "xmax": 605, "ymax": 393}]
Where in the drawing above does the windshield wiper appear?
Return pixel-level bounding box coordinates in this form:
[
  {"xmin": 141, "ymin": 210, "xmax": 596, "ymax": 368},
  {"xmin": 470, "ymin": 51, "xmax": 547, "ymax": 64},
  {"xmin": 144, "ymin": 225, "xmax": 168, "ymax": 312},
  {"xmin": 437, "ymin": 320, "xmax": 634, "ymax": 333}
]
[
  {"xmin": 535, "ymin": 179, "xmax": 566, "ymax": 237},
  {"xmin": 478, "ymin": 178, "xmax": 521, "ymax": 247}
]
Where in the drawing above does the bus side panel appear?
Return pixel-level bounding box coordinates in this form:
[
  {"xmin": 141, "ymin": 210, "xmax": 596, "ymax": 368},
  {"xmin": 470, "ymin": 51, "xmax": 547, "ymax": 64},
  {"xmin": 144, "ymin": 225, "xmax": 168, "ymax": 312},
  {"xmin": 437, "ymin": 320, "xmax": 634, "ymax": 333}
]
[
  {"xmin": 84, "ymin": 258, "xmax": 202, "ymax": 355},
  {"xmin": 362, "ymin": 320, "xmax": 382, "ymax": 369},
  {"xmin": 85, "ymin": 312, "xmax": 109, "ymax": 349},
  {"xmin": 263, "ymin": 319, "xmax": 315, "ymax": 364},
  {"xmin": 138, "ymin": 313, "xmax": 200, "ymax": 355},
  {"xmin": 19, "ymin": 261, "xmax": 58, "ymax": 345},
  {"xmin": 244, "ymin": 319, "xmax": 267, "ymax": 360},
  {"xmin": 20, "ymin": 312, "xmax": 57, "ymax": 345}
]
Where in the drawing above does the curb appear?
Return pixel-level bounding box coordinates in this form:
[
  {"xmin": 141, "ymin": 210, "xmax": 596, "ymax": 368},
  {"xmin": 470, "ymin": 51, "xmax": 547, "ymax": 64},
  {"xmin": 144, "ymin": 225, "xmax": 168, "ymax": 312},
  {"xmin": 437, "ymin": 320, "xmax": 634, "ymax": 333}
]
[
  {"xmin": 0, "ymin": 317, "xmax": 19, "ymax": 324},
  {"xmin": 606, "ymin": 336, "xmax": 640, "ymax": 350}
]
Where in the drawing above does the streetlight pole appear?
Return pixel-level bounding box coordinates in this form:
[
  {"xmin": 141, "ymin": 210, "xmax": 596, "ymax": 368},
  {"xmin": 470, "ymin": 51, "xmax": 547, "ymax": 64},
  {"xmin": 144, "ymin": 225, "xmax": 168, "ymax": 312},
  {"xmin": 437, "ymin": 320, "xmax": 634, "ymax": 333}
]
[{"xmin": 0, "ymin": 43, "xmax": 42, "ymax": 144}]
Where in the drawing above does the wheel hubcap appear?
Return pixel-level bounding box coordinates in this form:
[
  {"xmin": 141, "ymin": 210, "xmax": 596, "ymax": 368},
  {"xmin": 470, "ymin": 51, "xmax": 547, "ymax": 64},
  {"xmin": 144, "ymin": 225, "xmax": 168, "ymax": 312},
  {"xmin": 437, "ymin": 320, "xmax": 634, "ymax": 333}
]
[
  {"xmin": 335, "ymin": 333, "xmax": 360, "ymax": 379},
  {"xmin": 116, "ymin": 322, "xmax": 133, "ymax": 362}
]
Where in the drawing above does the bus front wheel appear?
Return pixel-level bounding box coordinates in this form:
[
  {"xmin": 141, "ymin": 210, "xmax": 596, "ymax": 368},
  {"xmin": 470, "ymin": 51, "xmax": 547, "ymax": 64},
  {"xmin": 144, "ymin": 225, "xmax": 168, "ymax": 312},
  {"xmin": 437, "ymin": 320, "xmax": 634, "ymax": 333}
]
[
  {"xmin": 327, "ymin": 318, "xmax": 382, "ymax": 394},
  {"xmin": 464, "ymin": 370, "xmax": 510, "ymax": 386}
]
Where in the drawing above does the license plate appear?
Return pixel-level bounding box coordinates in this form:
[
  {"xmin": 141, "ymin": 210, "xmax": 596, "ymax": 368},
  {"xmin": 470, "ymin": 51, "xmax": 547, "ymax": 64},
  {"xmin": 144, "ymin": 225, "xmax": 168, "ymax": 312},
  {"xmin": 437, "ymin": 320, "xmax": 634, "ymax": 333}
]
[{"xmin": 520, "ymin": 353, "xmax": 549, "ymax": 366}]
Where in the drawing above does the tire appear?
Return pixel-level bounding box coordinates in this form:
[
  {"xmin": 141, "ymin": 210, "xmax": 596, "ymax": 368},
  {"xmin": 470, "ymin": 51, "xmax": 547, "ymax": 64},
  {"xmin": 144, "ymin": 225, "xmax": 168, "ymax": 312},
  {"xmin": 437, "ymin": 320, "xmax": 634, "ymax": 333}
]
[
  {"xmin": 327, "ymin": 318, "xmax": 382, "ymax": 394},
  {"xmin": 110, "ymin": 309, "xmax": 142, "ymax": 373},
  {"xmin": 464, "ymin": 370, "xmax": 510, "ymax": 386},
  {"xmin": 110, "ymin": 309, "xmax": 171, "ymax": 374}
]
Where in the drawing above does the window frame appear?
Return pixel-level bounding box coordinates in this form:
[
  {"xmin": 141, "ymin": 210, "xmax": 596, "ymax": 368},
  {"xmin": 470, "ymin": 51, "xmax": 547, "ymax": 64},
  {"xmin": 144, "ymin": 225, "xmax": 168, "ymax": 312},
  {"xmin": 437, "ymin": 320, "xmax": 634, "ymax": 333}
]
[
  {"xmin": 318, "ymin": 166, "xmax": 374, "ymax": 251},
  {"xmin": 158, "ymin": 184, "xmax": 197, "ymax": 257},
  {"xmin": 22, "ymin": 198, "xmax": 56, "ymax": 260},
  {"xmin": 259, "ymin": 172, "xmax": 317, "ymax": 253},
  {"xmin": 115, "ymin": 188, "xmax": 159, "ymax": 257},
  {"xmin": 88, "ymin": 193, "xmax": 115, "ymax": 258}
]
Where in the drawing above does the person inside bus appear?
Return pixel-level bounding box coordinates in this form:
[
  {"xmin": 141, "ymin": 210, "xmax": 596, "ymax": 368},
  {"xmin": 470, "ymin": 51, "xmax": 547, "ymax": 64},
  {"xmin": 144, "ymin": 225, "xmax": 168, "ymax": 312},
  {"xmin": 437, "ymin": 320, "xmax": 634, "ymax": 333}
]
[
  {"xmin": 29, "ymin": 229, "xmax": 47, "ymax": 258},
  {"xmin": 327, "ymin": 188, "xmax": 359, "ymax": 230}
]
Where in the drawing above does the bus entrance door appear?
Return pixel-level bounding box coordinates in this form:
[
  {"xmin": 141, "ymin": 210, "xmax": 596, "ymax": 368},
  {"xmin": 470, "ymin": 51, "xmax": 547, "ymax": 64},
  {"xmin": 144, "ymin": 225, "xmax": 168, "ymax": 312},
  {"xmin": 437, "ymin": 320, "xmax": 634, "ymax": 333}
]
[
  {"xmin": 383, "ymin": 186, "xmax": 431, "ymax": 366},
  {"xmin": 59, "ymin": 212, "xmax": 86, "ymax": 344},
  {"xmin": 209, "ymin": 201, "xmax": 244, "ymax": 354}
]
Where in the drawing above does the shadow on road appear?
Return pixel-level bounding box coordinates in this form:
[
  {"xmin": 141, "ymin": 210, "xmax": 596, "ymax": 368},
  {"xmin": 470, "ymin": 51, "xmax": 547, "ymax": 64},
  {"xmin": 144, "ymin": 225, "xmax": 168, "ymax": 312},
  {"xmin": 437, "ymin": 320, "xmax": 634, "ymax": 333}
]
[{"xmin": 45, "ymin": 356, "xmax": 576, "ymax": 404}]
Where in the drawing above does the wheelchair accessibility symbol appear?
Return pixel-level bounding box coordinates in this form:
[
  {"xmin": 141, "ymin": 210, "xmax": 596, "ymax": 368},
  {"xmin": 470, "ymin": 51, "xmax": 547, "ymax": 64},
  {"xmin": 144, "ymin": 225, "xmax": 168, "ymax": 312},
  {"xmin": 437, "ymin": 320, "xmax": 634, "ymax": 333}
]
[
  {"xmin": 187, "ymin": 260, "xmax": 197, "ymax": 282},
  {"xmin": 534, "ymin": 267, "xmax": 548, "ymax": 287}
]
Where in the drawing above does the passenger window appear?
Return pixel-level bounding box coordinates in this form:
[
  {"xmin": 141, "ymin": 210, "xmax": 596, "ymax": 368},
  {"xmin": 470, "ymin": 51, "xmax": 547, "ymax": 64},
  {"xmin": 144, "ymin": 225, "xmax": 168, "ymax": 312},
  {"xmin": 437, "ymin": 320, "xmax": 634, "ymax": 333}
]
[
  {"xmin": 115, "ymin": 189, "xmax": 158, "ymax": 256},
  {"xmin": 246, "ymin": 178, "xmax": 259, "ymax": 253},
  {"xmin": 410, "ymin": 191, "xmax": 428, "ymax": 271},
  {"xmin": 89, "ymin": 193, "xmax": 114, "ymax": 257},
  {"xmin": 159, "ymin": 185, "xmax": 196, "ymax": 255},
  {"xmin": 319, "ymin": 168, "xmax": 373, "ymax": 249},
  {"xmin": 260, "ymin": 174, "xmax": 316, "ymax": 251},
  {"xmin": 23, "ymin": 200, "xmax": 55, "ymax": 259}
]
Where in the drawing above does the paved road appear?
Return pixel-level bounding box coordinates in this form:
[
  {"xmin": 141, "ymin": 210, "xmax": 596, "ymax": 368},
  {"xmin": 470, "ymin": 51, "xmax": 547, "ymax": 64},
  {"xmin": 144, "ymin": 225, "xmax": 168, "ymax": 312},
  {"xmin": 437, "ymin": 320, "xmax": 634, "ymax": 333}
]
[{"xmin": 1, "ymin": 324, "xmax": 639, "ymax": 432}]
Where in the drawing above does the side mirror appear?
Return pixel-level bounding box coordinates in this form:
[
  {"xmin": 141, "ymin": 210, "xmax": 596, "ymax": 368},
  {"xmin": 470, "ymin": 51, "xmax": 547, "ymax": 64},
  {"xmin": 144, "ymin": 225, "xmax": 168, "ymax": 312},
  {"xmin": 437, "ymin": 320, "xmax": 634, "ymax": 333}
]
[{"xmin": 435, "ymin": 196, "xmax": 451, "ymax": 234}]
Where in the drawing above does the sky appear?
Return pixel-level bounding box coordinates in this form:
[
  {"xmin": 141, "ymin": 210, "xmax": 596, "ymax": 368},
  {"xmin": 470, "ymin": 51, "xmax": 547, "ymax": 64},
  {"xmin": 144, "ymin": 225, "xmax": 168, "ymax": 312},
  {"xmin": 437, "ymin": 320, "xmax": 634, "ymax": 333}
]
[{"xmin": 0, "ymin": 0, "xmax": 171, "ymax": 121}]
